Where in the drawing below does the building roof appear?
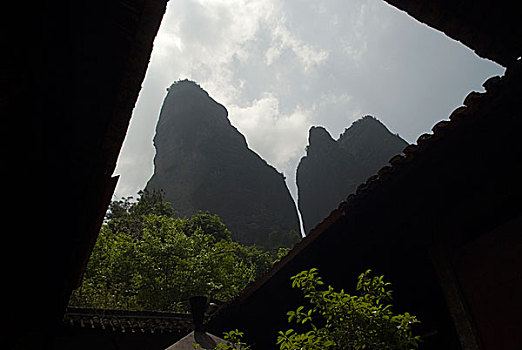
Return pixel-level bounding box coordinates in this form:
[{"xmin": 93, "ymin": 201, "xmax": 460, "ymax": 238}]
[{"xmin": 63, "ymin": 308, "xmax": 192, "ymax": 335}]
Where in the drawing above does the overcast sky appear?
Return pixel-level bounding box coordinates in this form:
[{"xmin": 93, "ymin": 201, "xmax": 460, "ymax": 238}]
[{"xmin": 113, "ymin": 0, "xmax": 504, "ymax": 202}]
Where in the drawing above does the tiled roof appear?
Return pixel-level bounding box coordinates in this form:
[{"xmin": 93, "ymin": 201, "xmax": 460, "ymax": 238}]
[
  {"xmin": 341, "ymin": 89, "xmax": 494, "ymax": 210},
  {"xmin": 63, "ymin": 307, "xmax": 192, "ymax": 334}
]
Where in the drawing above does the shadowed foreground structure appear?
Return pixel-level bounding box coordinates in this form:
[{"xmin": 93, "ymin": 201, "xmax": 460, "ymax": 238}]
[
  {"xmin": 2, "ymin": 0, "xmax": 520, "ymax": 349},
  {"xmin": 2, "ymin": 0, "xmax": 168, "ymax": 348},
  {"xmin": 54, "ymin": 308, "xmax": 192, "ymax": 350}
]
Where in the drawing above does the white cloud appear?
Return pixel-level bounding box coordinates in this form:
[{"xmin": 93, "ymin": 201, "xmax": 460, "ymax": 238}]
[
  {"xmin": 148, "ymin": 0, "xmax": 277, "ymax": 97},
  {"xmin": 317, "ymin": 92, "xmax": 352, "ymax": 107},
  {"xmin": 267, "ymin": 16, "xmax": 330, "ymax": 71},
  {"xmin": 228, "ymin": 93, "xmax": 312, "ymax": 173}
]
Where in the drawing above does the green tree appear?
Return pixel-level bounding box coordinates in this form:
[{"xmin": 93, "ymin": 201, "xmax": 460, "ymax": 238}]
[
  {"xmin": 106, "ymin": 189, "xmax": 175, "ymax": 238},
  {"xmin": 183, "ymin": 210, "xmax": 232, "ymax": 241},
  {"xmin": 277, "ymin": 268, "xmax": 421, "ymax": 350},
  {"xmin": 69, "ymin": 225, "xmax": 140, "ymax": 309},
  {"xmin": 70, "ymin": 193, "xmax": 276, "ymax": 312},
  {"xmin": 195, "ymin": 269, "xmax": 420, "ymax": 350}
]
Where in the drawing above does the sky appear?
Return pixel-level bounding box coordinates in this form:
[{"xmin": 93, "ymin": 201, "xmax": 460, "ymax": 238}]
[{"xmin": 113, "ymin": 0, "xmax": 504, "ymax": 203}]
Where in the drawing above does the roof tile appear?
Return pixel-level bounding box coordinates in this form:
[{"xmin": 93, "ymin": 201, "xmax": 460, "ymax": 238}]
[{"xmin": 63, "ymin": 307, "xmax": 193, "ymax": 334}]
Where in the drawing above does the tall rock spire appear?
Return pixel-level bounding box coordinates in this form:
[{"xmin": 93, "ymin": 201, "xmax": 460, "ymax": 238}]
[{"xmin": 147, "ymin": 80, "xmax": 300, "ymax": 247}]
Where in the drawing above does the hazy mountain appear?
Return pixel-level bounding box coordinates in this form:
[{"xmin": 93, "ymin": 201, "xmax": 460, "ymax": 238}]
[
  {"xmin": 297, "ymin": 116, "xmax": 408, "ymax": 234},
  {"xmin": 146, "ymin": 80, "xmax": 300, "ymax": 248}
]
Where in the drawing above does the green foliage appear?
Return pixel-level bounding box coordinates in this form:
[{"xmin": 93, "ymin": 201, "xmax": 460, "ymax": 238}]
[
  {"xmin": 71, "ymin": 225, "xmax": 140, "ymax": 309},
  {"xmin": 69, "ymin": 191, "xmax": 276, "ymax": 312},
  {"xmin": 273, "ymin": 247, "xmax": 291, "ymax": 264},
  {"xmin": 183, "ymin": 210, "xmax": 232, "ymax": 241},
  {"xmin": 276, "ymin": 268, "xmax": 421, "ymax": 350},
  {"xmin": 106, "ymin": 189, "xmax": 175, "ymax": 238},
  {"xmin": 195, "ymin": 269, "xmax": 420, "ymax": 350}
]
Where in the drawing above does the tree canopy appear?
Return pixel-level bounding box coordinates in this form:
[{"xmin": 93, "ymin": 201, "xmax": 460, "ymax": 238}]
[{"xmin": 69, "ymin": 190, "xmax": 277, "ymax": 312}]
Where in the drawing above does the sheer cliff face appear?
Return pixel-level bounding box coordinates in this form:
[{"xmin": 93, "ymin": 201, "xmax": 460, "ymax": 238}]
[
  {"xmin": 297, "ymin": 116, "xmax": 408, "ymax": 235},
  {"xmin": 146, "ymin": 80, "xmax": 300, "ymax": 246}
]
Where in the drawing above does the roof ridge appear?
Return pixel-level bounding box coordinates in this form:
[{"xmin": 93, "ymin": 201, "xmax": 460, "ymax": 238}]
[{"xmin": 65, "ymin": 306, "xmax": 191, "ymax": 318}]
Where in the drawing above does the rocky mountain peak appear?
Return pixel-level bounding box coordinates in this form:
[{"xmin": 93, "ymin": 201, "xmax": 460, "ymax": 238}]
[
  {"xmin": 147, "ymin": 80, "xmax": 300, "ymax": 248},
  {"xmin": 339, "ymin": 115, "xmax": 399, "ymax": 146},
  {"xmin": 297, "ymin": 116, "xmax": 408, "ymax": 235},
  {"xmin": 306, "ymin": 127, "xmax": 338, "ymax": 156},
  {"xmin": 167, "ymin": 79, "xmax": 209, "ymax": 97},
  {"xmin": 309, "ymin": 126, "xmax": 333, "ymax": 142}
]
